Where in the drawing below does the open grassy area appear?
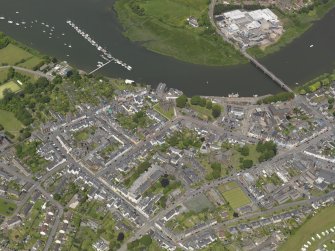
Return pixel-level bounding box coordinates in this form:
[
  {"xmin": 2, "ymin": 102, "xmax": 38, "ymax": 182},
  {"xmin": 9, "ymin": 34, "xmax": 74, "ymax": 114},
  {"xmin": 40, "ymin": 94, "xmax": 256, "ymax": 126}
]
[
  {"xmin": 0, "ymin": 68, "xmax": 8, "ymax": 83},
  {"xmin": 184, "ymin": 193, "xmax": 214, "ymax": 213},
  {"xmin": 0, "ymin": 44, "xmax": 32, "ymax": 65},
  {"xmin": 18, "ymin": 57, "xmax": 43, "ymax": 70},
  {"xmin": 248, "ymin": 0, "xmax": 335, "ymax": 58},
  {"xmin": 73, "ymin": 127, "xmax": 96, "ymax": 142},
  {"xmin": 221, "ymin": 186, "xmax": 251, "ymax": 210},
  {"xmin": 0, "ymin": 81, "xmax": 21, "ymax": 99},
  {"xmin": 190, "ymin": 104, "xmax": 213, "ymax": 121},
  {"xmin": 114, "ymin": 0, "xmax": 246, "ymax": 66},
  {"xmin": 153, "ymin": 103, "xmax": 174, "ymax": 120},
  {"xmin": 0, "ymin": 109, "xmax": 24, "ymax": 137},
  {"xmin": 229, "ymin": 144, "xmax": 259, "ymax": 168},
  {"xmin": 0, "ymin": 198, "xmax": 16, "ymax": 216},
  {"xmin": 217, "ymin": 181, "xmax": 239, "ymax": 194},
  {"xmin": 0, "ymin": 43, "xmax": 43, "ymax": 69},
  {"xmin": 279, "ymin": 206, "xmax": 335, "ymax": 251}
]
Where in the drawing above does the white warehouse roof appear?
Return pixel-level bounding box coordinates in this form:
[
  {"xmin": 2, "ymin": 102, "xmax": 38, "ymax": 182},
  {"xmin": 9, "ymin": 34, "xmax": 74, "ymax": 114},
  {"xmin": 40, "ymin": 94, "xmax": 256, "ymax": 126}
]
[
  {"xmin": 246, "ymin": 20, "xmax": 261, "ymax": 30},
  {"xmin": 248, "ymin": 8, "xmax": 278, "ymax": 22},
  {"xmin": 223, "ymin": 9, "xmax": 245, "ymax": 20}
]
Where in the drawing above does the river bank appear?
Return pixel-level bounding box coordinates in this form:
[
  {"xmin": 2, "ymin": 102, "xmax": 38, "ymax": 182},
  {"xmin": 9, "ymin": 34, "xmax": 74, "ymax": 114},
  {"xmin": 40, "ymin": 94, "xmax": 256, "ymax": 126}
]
[
  {"xmin": 115, "ymin": 0, "xmax": 335, "ymax": 66},
  {"xmin": 248, "ymin": 0, "xmax": 335, "ymax": 58}
]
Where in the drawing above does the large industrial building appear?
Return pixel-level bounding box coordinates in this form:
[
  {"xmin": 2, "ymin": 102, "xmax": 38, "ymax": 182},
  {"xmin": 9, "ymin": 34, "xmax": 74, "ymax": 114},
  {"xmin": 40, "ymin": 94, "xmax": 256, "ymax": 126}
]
[{"xmin": 215, "ymin": 8, "xmax": 284, "ymax": 48}]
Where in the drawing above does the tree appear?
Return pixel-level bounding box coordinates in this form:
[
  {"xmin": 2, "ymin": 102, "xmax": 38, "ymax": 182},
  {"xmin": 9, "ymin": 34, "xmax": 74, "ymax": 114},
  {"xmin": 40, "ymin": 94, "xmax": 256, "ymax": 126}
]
[
  {"xmin": 160, "ymin": 177, "xmax": 170, "ymax": 187},
  {"xmin": 211, "ymin": 162, "xmax": 222, "ymax": 179},
  {"xmin": 190, "ymin": 96, "xmax": 202, "ymax": 105},
  {"xmin": 239, "ymin": 146, "xmax": 249, "ymax": 156},
  {"xmin": 241, "ymin": 159, "xmax": 253, "ymax": 169},
  {"xmin": 35, "ymin": 77, "xmax": 49, "ymax": 89},
  {"xmin": 7, "ymin": 67, "xmax": 15, "ymax": 80},
  {"xmin": 206, "ymin": 100, "xmax": 213, "ymax": 109},
  {"xmin": 176, "ymin": 95, "xmax": 188, "ymax": 108},
  {"xmin": 212, "ymin": 104, "xmax": 222, "ymax": 118},
  {"xmin": 53, "ymin": 193, "xmax": 61, "ymax": 201},
  {"xmin": 117, "ymin": 232, "xmax": 125, "ymax": 242},
  {"xmin": 139, "ymin": 235, "xmax": 152, "ymax": 246}
]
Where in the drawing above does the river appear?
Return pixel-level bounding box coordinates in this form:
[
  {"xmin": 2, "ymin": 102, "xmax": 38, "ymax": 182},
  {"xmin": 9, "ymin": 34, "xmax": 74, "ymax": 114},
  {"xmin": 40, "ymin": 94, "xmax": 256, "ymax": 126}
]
[{"xmin": 0, "ymin": 0, "xmax": 334, "ymax": 96}]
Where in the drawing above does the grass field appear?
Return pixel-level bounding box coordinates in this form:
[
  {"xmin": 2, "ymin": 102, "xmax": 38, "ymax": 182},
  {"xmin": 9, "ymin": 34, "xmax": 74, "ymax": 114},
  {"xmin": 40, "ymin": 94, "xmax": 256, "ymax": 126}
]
[
  {"xmin": 0, "ymin": 44, "xmax": 42, "ymax": 69},
  {"xmin": 0, "ymin": 109, "xmax": 24, "ymax": 137},
  {"xmin": 221, "ymin": 186, "xmax": 251, "ymax": 210},
  {"xmin": 280, "ymin": 206, "xmax": 335, "ymax": 251},
  {"xmin": 0, "ymin": 68, "xmax": 8, "ymax": 83},
  {"xmin": 18, "ymin": 57, "xmax": 43, "ymax": 69},
  {"xmin": 0, "ymin": 81, "xmax": 21, "ymax": 98},
  {"xmin": 153, "ymin": 103, "xmax": 174, "ymax": 120},
  {"xmin": 114, "ymin": 0, "xmax": 246, "ymax": 66},
  {"xmin": 0, "ymin": 44, "xmax": 32, "ymax": 65},
  {"xmin": 217, "ymin": 181, "xmax": 239, "ymax": 194},
  {"xmin": 184, "ymin": 193, "xmax": 214, "ymax": 213},
  {"xmin": 230, "ymin": 144, "xmax": 260, "ymax": 169},
  {"xmin": 0, "ymin": 198, "xmax": 16, "ymax": 216},
  {"xmin": 190, "ymin": 104, "xmax": 213, "ymax": 121}
]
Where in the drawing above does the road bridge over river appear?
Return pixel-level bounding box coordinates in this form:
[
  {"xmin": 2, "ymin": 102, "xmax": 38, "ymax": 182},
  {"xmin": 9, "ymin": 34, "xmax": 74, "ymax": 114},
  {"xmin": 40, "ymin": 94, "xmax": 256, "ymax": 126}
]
[{"xmin": 241, "ymin": 50, "xmax": 294, "ymax": 93}]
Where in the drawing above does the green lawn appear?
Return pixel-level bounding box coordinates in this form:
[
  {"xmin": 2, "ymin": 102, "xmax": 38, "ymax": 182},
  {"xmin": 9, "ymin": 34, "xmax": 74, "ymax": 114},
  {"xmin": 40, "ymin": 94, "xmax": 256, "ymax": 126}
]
[
  {"xmin": 0, "ymin": 198, "xmax": 16, "ymax": 216},
  {"xmin": 184, "ymin": 193, "xmax": 214, "ymax": 213},
  {"xmin": 217, "ymin": 181, "xmax": 239, "ymax": 194},
  {"xmin": 18, "ymin": 57, "xmax": 43, "ymax": 70},
  {"xmin": 0, "ymin": 109, "xmax": 24, "ymax": 137},
  {"xmin": 0, "ymin": 44, "xmax": 33, "ymax": 65},
  {"xmin": 73, "ymin": 127, "xmax": 96, "ymax": 142},
  {"xmin": 221, "ymin": 187, "xmax": 251, "ymax": 210},
  {"xmin": 279, "ymin": 206, "xmax": 335, "ymax": 251},
  {"xmin": 0, "ymin": 81, "xmax": 21, "ymax": 98},
  {"xmin": 229, "ymin": 144, "xmax": 261, "ymax": 169},
  {"xmin": 0, "ymin": 68, "xmax": 8, "ymax": 83},
  {"xmin": 190, "ymin": 104, "xmax": 213, "ymax": 121},
  {"xmin": 153, "ymin": 103, "xmax": 174, "ymax": 120},
  {"xmin": 0, "ymin": 43, "xmax": 43, "ymax": 70},
  {"xmin": 114, "ymin": 0, "xmax": 246, "ymax": 66}
]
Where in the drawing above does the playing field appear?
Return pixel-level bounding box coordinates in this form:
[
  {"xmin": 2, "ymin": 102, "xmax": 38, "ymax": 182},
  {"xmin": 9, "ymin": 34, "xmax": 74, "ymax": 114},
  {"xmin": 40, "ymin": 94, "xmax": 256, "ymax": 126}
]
[
  {"xmin": 221, "ymin": 187, "xmax": 251, "ymax": 210},
  {"xmin": 0, "ymin": 81, "xmax": 21, "ymax": 98},
  {"xmin": 185, "ymin": 193, "xmax": 214, "ymax": 213},
  {"xmin": 279, "ymin": 206, "xmax": 335, "ymax": 251},
  {"xmin": 0, "ymin": 109, "xmax": 24, "ymax": 137},
  {"xmin": 0, "ymin": 197, "xmax": 16, "ymax": 216}
]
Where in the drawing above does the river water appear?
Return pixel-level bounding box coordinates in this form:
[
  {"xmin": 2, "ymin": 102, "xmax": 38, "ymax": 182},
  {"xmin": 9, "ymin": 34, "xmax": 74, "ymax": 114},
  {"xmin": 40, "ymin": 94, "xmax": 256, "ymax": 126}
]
[{"xmin": 0, "ymin": 0, "xmax": 334, "ymax": 96}]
